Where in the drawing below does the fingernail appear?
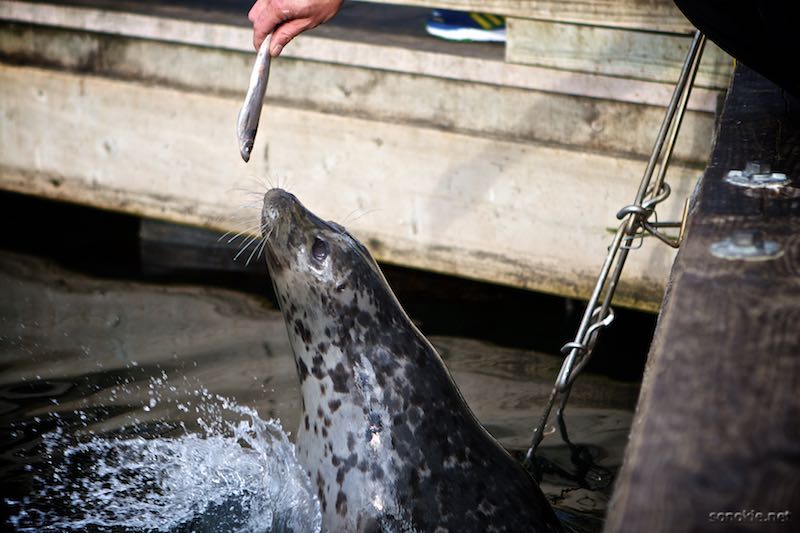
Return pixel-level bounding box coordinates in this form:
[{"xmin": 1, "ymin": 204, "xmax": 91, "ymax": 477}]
[{"xmin": 272, "ymin": 44, "xmax": 283, "ymax": 57}]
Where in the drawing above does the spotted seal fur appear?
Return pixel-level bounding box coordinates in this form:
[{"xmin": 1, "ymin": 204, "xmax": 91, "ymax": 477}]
[{"xmin": 260, "ymin": 188, "xmax": 563, "ymax": 533}]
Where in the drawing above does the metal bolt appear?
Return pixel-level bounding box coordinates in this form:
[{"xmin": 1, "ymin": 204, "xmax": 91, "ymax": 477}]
[
  {"xmin": 709, "ymin": 229, "xmax": 783, "ymax": 261},
  {"xmin": 724, "ymin": 162, "xmax": 789, "ymax": 189}
]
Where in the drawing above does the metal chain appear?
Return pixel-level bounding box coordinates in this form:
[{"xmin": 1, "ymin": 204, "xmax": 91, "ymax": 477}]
[{"xmin": 524, "ymin": 31, "xmax": 707, "ymax": 466}]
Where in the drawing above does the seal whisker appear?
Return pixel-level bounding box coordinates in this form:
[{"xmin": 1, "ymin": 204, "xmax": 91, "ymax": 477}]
[
  {"xmin": 216, "ymin": 225, "xmax": 247, "ymax": 242},
  {"xmin": 219, "ymin": 228, "xmax": 249, "ymax": 244},
  {"xmin": 237, "ymin": 199, "xmax": 267, "ymax": 211},
  {"xmin": 215, "ymin": 208, "xmax": 261, "ymax": 231},
  {"xmin": 238, "ymin": 201, "xmax": 264, "ymax": 211},
  {"xmin": 244, "ymin": 174, "xmax": 273, "ymax": 191},
  {"xmin": 230, "ymin": 186, "xmax": 267, "ymax": 199},
  {"xmin": 233, "ymin": 235, "xmax": 259, "ymax": 262},
  {"xmin": 342, "ymin": 207, "xmax": 383, "ymax": 226},
  {"xmin": 209, "ymin": 212, "xmax": 253, "ymax": 234},
  {"xmin": 218, "ymin": 229, "xmax": 238, "ymax": 242},
  {"xmin": 339, "ymin": 207, "xmax": 362, "ymax": 226},
  {"xmin": 245, "ymin": 236, "xmax": 265, "ymax": 266},
  {"xmin": 225, "ymin": 178, "xmax": 268, "ymax": 203},
  {"xmin": 246, "ymin": 174, "xmax": 273, "ymax": 191},
  {"xmin": 277, "ymin": 174, "xmax": 293, "ymax": 193},
  {"xmin": 349, "ymin": 208, "xmax": 383, "ymax": 223},
  {"xmin": 223, "ymin": 224, "xmax": 261, "ymax": 244},
  {"xmin": 255, "ymin": 236, "xmax": 268, "ymax": 261},
  {"xmin": 261, "ymin": 225, "xmax": 275, "ymax": 244}
]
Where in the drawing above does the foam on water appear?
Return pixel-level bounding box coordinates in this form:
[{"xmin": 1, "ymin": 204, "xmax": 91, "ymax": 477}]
[{"xmin": 6, "ymin": 376, "xmax": 321, "ymax": 533}]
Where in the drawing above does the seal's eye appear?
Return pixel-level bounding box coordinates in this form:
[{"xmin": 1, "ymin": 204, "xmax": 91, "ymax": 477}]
[{"xmin": 311, "ymin": 237, "xmax": 329, "ymax": 262}]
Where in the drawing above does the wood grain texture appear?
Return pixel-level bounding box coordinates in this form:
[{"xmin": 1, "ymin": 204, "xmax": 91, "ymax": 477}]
[
  {"xmin": 0, "ymin": 23, "xmax": 717, "ymax": 165},
  {"xmin": 0, "ymin": 1, "xmax": 722, "ymax": 112},
  {"xmin": 0, "ymin": 52, "xmax": 703, "ymax": 311},
  {"xmin": 605, "ymin": 65, "xmax": 800, "ymax": 532},
  {"xmin": 0, "ymin": 2, "xmax": 722, "ymax": 311},
  {"xmin": 365, "ymin": 0, "xmax": 693, "ymax": 33},
  {"xmin": 506, "ymin": 18, "xmax": 732, "ymax": 90}
]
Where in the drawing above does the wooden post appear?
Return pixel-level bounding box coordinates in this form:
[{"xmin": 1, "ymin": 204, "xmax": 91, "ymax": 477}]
[{"xmin": 605, "ymin": 64, "xmax": 800, "ymax": 531}]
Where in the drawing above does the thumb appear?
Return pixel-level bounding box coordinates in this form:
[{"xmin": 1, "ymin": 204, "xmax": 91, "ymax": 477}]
[{"xmin": 270, "ymin": 19, "xmax": 310, "ymax": 57}]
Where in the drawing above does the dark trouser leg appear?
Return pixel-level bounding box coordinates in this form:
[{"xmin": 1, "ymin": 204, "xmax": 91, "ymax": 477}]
[{"xmin": 673, "ymin": 0, "xmax": 799, "ymax": 98}]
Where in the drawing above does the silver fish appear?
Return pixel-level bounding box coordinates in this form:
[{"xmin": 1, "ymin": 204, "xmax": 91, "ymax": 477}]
[{"xmin": 236, "ymin": 34, "xmax": 272, "ymax": 162}]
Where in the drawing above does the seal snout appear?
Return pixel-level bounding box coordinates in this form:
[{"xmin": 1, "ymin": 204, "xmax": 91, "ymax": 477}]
[
  {"xmin": 261, "ymin": 188, "xmax": 298, "ymax": 235},
  {"xmin": 262, "ymin": 187, "xmax": 298, "ymax": 210}
]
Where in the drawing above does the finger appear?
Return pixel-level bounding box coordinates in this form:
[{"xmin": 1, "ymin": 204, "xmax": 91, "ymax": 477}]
[
  {"xmin": 250, "ymin": 2, "xmax": 285, "ymax": 50},
  {"xmin": 270, "ymin": 18, "xmax": 310, "ymax": 56},
  {"xmin": 253, "ymin": 26, "xmax": 269, "ymax": 50},
  {"xmin": 247, "ymin": 0, "xmax": 264, "ymax": 23}
]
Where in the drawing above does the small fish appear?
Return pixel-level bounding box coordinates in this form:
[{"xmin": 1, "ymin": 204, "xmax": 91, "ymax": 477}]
[{"xmin": 237, "ymin": 34, "xmax": 272, "ymax": 162}]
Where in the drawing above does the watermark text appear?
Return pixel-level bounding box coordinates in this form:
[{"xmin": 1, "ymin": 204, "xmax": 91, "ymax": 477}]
[{"xmin": 708, "ymin": 510, "xmax": 791, "ymax": 524}]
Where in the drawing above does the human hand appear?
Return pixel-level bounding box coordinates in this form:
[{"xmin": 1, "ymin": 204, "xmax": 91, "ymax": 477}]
[{"xmin": 248, "ymin": 0, "xmax": 344, "ymax": 56}]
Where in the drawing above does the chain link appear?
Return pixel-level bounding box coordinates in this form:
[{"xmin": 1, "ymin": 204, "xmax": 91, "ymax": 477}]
[{"xmin": 524, "ymin": 31, "xmax": 707, "ymax": 467}]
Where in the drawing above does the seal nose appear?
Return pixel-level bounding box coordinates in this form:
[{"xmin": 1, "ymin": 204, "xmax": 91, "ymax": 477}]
[
  {"xmin": 264, "ymin": 188, "xmax": 295, "ymax": 213},
  {"xmin": 261, "ymin": 188, "xmax": 298, "ymax": 235},
  {"xmin": 263, "ymin": 187, "xmax": 294, "ymax": 205}
]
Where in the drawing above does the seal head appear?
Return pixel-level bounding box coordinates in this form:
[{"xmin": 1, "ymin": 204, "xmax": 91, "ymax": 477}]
[{"xmin": 261, "ymin": 188, "xmax": 563, "ymax": 533}]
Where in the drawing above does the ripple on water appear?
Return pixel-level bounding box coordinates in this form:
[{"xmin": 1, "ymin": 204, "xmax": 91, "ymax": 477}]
[{"xmin": 5, "ymin": 384, "xmax": 321, "ymax": 533}]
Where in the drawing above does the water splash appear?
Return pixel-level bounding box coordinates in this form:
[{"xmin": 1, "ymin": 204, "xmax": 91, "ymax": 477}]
[{"xmin": 7, "ymin": 381, "xmax": 320, "ymax": 533}]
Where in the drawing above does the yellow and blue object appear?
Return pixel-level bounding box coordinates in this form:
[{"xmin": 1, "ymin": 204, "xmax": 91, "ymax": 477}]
[{"xmin": 425, "ymin": 9, "xmax": 506, "ymax": 43}]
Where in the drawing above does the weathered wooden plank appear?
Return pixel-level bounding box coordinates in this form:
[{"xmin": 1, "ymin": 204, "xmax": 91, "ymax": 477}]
[
  {"xmin": 365, "ymin": 0, "xmax": 693, "ymax": 33},
  {"xmin": 17, "ymin": 0, "xmax": 692, "ymax": 33},
  {"xmin": 0, "ymin": 64, "xmax": 699, "ymax": 310},
  {"xmin": 0, "ymin": 23, "xmax": 717, "ymax": 165},
  {"xmin": 0, "ymin": 0, "xmax": 721, "ymax": 113},
  {"xmin": 606, "ymin": 65, "xmax": 800, "ymax": 531},
  {"xmin": 0, "ymin": 0, "xmax": 722, "ymax": 311},
  {"xmin": 507, "ymin": 18, "xmax": 733, "ymax": 90}
]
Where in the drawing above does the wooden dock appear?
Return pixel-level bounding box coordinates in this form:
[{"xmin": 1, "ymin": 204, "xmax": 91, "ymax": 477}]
[
  {"xmin": 605, "ymin": 64, "xmax": 800, "ymax": 531},
  {"xmin": 4, "ymin": 2, "xmax": 798, "ymax": 527},
  {"xmin": 0, "ymin": 0, "xmax": 731, "ymax": 311}
]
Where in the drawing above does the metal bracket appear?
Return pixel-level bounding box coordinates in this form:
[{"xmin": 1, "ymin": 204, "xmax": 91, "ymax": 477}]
[
  {"xmin": 710, "ymin": 230, "xmax": 783, "ymax": 261},
  {"xmin": 725, "ymin": 162, "xmax": 789, "ymax": 189},
  {"xmin": 524, "ymin": 31, "xmax": 707, "ymax": 467}
]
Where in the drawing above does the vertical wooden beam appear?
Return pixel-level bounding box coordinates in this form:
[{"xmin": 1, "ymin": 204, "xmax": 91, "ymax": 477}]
[{"xmin": 606, "ymin": 65, "xmax": 800, "ymax": 531}]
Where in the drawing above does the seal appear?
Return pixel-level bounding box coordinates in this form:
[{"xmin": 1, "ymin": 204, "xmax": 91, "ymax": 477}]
[{"xmin": 260, "ymin": 188, "xmax": 564, "ymax": 533}]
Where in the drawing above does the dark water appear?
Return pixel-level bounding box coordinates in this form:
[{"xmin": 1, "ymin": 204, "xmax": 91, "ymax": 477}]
[{"xmin": 0, "ymin": 192, "xmax": 652, "ymax": 532}]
